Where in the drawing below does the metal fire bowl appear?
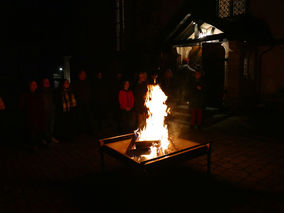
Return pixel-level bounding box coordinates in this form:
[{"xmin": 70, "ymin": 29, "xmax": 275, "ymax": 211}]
[{"xmin": 99, "ymin": 133, "xmax": 212, "ymax": 170}]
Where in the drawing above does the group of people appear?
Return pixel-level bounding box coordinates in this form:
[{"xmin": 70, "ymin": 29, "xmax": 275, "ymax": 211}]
[
  {"xmin": 117, "ymin": 67, "xmax": 207, "ymax": 131},
  {"xmin": 0, "ymin": 66, "xmax": 206, "ymax": 150}
]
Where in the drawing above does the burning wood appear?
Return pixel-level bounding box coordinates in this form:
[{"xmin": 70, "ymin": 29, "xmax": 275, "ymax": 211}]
[
  {"xmin": 126, "ymin": 83, "xmax": 176, "ymax": 159},
  {"xmin": 135, "ymin": 140, "xmax": 160, "ymax": 149}
]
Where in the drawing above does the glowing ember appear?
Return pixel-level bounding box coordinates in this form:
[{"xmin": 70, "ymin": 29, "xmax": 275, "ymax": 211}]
[{"xmin": 136, "ymin": 84, "xmax": 170, "ymax": 158}]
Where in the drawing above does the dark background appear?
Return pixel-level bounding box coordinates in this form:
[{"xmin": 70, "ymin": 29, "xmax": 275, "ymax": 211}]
[
  {"xmin": 0, "ymin": 1, "xmax": 115, "ymax": 105},
  {"xmin": 0, "ymin": 1, "xmax": 115, "ymax": 77}
]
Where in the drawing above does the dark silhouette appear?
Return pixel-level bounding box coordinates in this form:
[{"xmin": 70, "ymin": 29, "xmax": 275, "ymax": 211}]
[
  {"xmin": 0, "ymin": 96, "xmax": 5, "ymax": 111},
  {"xmin": 113, "ymin": 72, "xmax": 124, "ymax": 127},
  {"xmin": 54, "ymin": 79, "xmax": 77, "ymax": 142},
  {"xmin": 160, "ymin": 68, "xmax": 175, "ymax": 104},
  {"xmin": 41, "ymin": 78, "xmax": 58, "ymax": 144},
  {"xmin": 189, "ymin": 71, "xmax": 205, "ymax": 129},
  {"xmin": 92, "ymin": 72, "xmax": 112, "ymax": 132},
  {"xmin": 0, "ymin": 96, "xmax": 7, "ymax": 144},
  {"xmin": 133, "ymin": 72, "xmax": 148, "ymax": 129},
  {"xmin": 19, "ymin": 81, "xmax": 47, "ymax": 149},
  {"xmin": 71, "ymin": 70, "xmax": 93, "ymax": 135},
  {"xmin": 175, "ymin": 59, "xmax": 194, "ymax": 104}
]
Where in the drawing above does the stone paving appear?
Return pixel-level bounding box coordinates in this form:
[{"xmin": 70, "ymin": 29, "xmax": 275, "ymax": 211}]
[{"xmin": 0, "ymin": 114, "xmax": 283, "ymax": 212}]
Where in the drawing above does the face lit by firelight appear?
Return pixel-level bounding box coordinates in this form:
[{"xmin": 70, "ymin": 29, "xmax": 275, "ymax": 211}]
[
  {"xmin": 78, "ymin": 70, "xmax": 87, "ymax": 81},
  {"xmin": 29, "ymin": 81, "xmax": 38, "ymax": 93},
  {"xmin": 42, "ymin": 78, "xmax": 50, "ymax": 88},
  {"xmin": 195, "ymin": 71, "xmax": 201, "ymax": 80},
  {"xmin": 124, "ymin": 81, "xmax": 130, "ymax": 91},
  {"xmin": 97, "ymin": 72, "xmax": 103, "ymax": 79},
  {"xmin": 63, "ymin": 80, "xmax": 70, "ymax": 89}
]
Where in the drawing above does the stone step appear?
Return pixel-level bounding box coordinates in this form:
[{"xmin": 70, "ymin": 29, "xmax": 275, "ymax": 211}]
[
  {"xmin": 168, "ymin": 104, "xmax": 232, "ymax": 128},
  {"xmin": 171, "ymin": 106, "xmax": 189, "ymax": 114},
  {"xmin": 171, "ymin": 111, "xmax": 190, "ymax": 118},
  {"xmin": 169, "ymin": 112, "xmax": 231, "ymax": 129},
  {"xmin": 170, "ymin": 118, "xmax": 191, "ymax": 126}
]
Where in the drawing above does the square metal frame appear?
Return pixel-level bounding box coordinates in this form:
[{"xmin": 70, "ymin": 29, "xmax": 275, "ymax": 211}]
[{"xmin": 99, "ymin": 133, "xmax": 212, "ymax": 175}]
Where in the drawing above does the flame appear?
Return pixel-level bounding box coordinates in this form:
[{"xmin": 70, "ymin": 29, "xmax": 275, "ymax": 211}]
[
  {"xmin": 141, "ymin": 146, "xmax": 158, "ymax": 159},
  {"xmin": 137, "ymin": 84, "xmax": 170, "ymax": 156}
]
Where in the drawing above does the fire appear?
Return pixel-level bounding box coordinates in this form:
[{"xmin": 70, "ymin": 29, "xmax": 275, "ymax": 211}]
[{"xmin": 137, "ymin": 84, "xmax": 170, "ymax": 157}]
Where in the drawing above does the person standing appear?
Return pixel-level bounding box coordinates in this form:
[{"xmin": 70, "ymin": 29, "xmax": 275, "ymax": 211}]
[
  {"xmin": 133, "ymin": 72, "xmax": 148, "ymax": 129},
  {"xmin": 92, "ymin": 72, "xmax": 111, "ymax": 131},
  {"xmin": 189, "ymin": 71, "xmax": 205, "ymax": 130},
  {"xmin": 41, "ymin": 78, "xmax": 59, "ymax": 144},
  {"xmin": 19, "ymin": 81, "xmax": 47, "ymax": 149},
  {"xmin": 113, "ymin": 72, "xmax": 124, "ymax": 127},
  {"xmin": 118, "ymin": 80, "xmax": 134, "ymax": 133},
  {"xmin": 0, "ymin": 96, "xmax": 5, "ymax": 111},
  {"xmin": 160, "ymin": 69, "xmax": 174, "ymax": 99},
  {"xmin": 0, "ymin": 96, "xmax": 6, "ymax": 144},
  {"xmin": 71, "ymin": 70, "xmax": 93, "ymax": 135},
  {"xmin": 54, "ymin": 79, "xmax": 77, "ymax": 142}
]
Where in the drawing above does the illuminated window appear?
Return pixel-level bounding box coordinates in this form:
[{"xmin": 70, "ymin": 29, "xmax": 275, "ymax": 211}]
[
  {"xmin": 218, "ymin": 0, "xmax": 246, "ymax": 18},
  {"xmin": 233, "ymin": 0, "xmax": 246, "ymax": 16},
  {"xmin": 218, "ymin": 0, "xmax": 231, "ymax": 18}
]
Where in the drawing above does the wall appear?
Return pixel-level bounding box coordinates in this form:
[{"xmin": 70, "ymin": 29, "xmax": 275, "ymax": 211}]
[
  {"xmin": 260, "ymin": 44, "xmax": 284, "ymax": 96},
  {"xmin": 124, "ymin": 0, "xmax": 186, "ymax": 52},
  {"xmin": 249, "ymin": 0, "xmax": 284, "ymax": 96},
  {"xmin": 225, "ymin": 41, "xmax": 242, "ymax": 107}
]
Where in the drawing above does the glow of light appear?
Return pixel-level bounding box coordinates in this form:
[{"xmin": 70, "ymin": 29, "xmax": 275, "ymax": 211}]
[{"xmin": 136, "ymin": 84, "xmax": 170, "ymax": 157}]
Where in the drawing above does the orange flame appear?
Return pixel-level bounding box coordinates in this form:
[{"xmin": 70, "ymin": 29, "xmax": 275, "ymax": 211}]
[{"xmin": 137, "ymin": 84, "xmax": 170, "ymax": 157}]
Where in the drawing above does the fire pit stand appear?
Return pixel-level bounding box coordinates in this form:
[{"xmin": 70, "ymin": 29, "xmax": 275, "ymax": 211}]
[{"xmin": 99, "ymin": 133, "xmax": 212, "ymax": 175}]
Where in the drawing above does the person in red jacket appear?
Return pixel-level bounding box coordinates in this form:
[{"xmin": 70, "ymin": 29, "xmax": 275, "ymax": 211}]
[{"xmin": 118, "ymin": 80, "xmax": 134, "ymax": 133}]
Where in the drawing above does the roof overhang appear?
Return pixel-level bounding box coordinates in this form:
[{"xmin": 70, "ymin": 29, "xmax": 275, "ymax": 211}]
[
  {"xmin": 173, "ymin": 33, "xmax": 227, "ymax": 47},
  {"xmin": 165, "ymin": 13, "xmax": 226, "ymax": 47},
  {"xmin": 165, "ymin": 12, "xmax": 274, "ymax": 47}
]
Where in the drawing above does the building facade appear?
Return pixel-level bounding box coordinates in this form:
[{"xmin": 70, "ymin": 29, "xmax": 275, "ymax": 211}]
[{"xmin": 118, "ymin": 0, "xmax": 284, "ymax": 110}]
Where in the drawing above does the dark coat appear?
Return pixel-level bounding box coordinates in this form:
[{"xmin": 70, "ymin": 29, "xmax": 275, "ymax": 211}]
[
  {"xmin": 189, "ymin": 78, "xmax": 205, "ymax": 109},
  {"xmin": 19, "ymin": 91, "xmax": 47, "ymax": 132},
  {"xmin": 41, "ymin": 87, "xmax": 55, "ymax": 113},
  {"xmin": 71, "ymin": 80, "xmax": 92, "ymax": 105},
  {"xmin": 133, "ymin": 82, "xmax": 147, "ymax": 113},
  {"xmin": 93, "ymin": 78, "xmax": 111, "ymax": 106}
]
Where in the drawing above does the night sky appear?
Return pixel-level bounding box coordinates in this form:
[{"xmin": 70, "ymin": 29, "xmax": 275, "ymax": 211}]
[
  {"xmin": 1, "ymin": 1, "xmax": 115, "ymax": 74},
  {"xmin": 1, "ymin": 0, "xmax": 283, "ymax": 90},
  {"xmin": 0, "ymin": 1, "xmax": 115, "ymax": 105}
]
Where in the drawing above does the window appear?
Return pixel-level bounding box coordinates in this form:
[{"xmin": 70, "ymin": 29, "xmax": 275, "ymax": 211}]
[
  {"xmin": 233, "ymin": 0, "xmax": 246, "ymax": 16},
  {"xmin": 218, "ymin": 0, "xmax": 246, "ymax": 18}
]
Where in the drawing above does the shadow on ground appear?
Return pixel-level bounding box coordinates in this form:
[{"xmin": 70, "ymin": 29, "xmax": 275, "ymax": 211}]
[
  {"xmin": 68, "ymin": 165, "xmax": 282, "ymax": 213},
  {"xmin": 1, "ymin": 110, "xmax": 284, "ymax": 213}
]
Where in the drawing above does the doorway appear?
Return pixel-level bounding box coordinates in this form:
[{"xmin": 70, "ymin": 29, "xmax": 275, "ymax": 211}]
[{"xmin": 202, "ymin": 43, "xmax": 225, "ymax": 107}]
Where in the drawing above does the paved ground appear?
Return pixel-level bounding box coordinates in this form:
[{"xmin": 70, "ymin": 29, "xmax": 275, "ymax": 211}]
[{"xmin": 0, "ymin": 112, "xmax": 283, "ymax": 212}]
